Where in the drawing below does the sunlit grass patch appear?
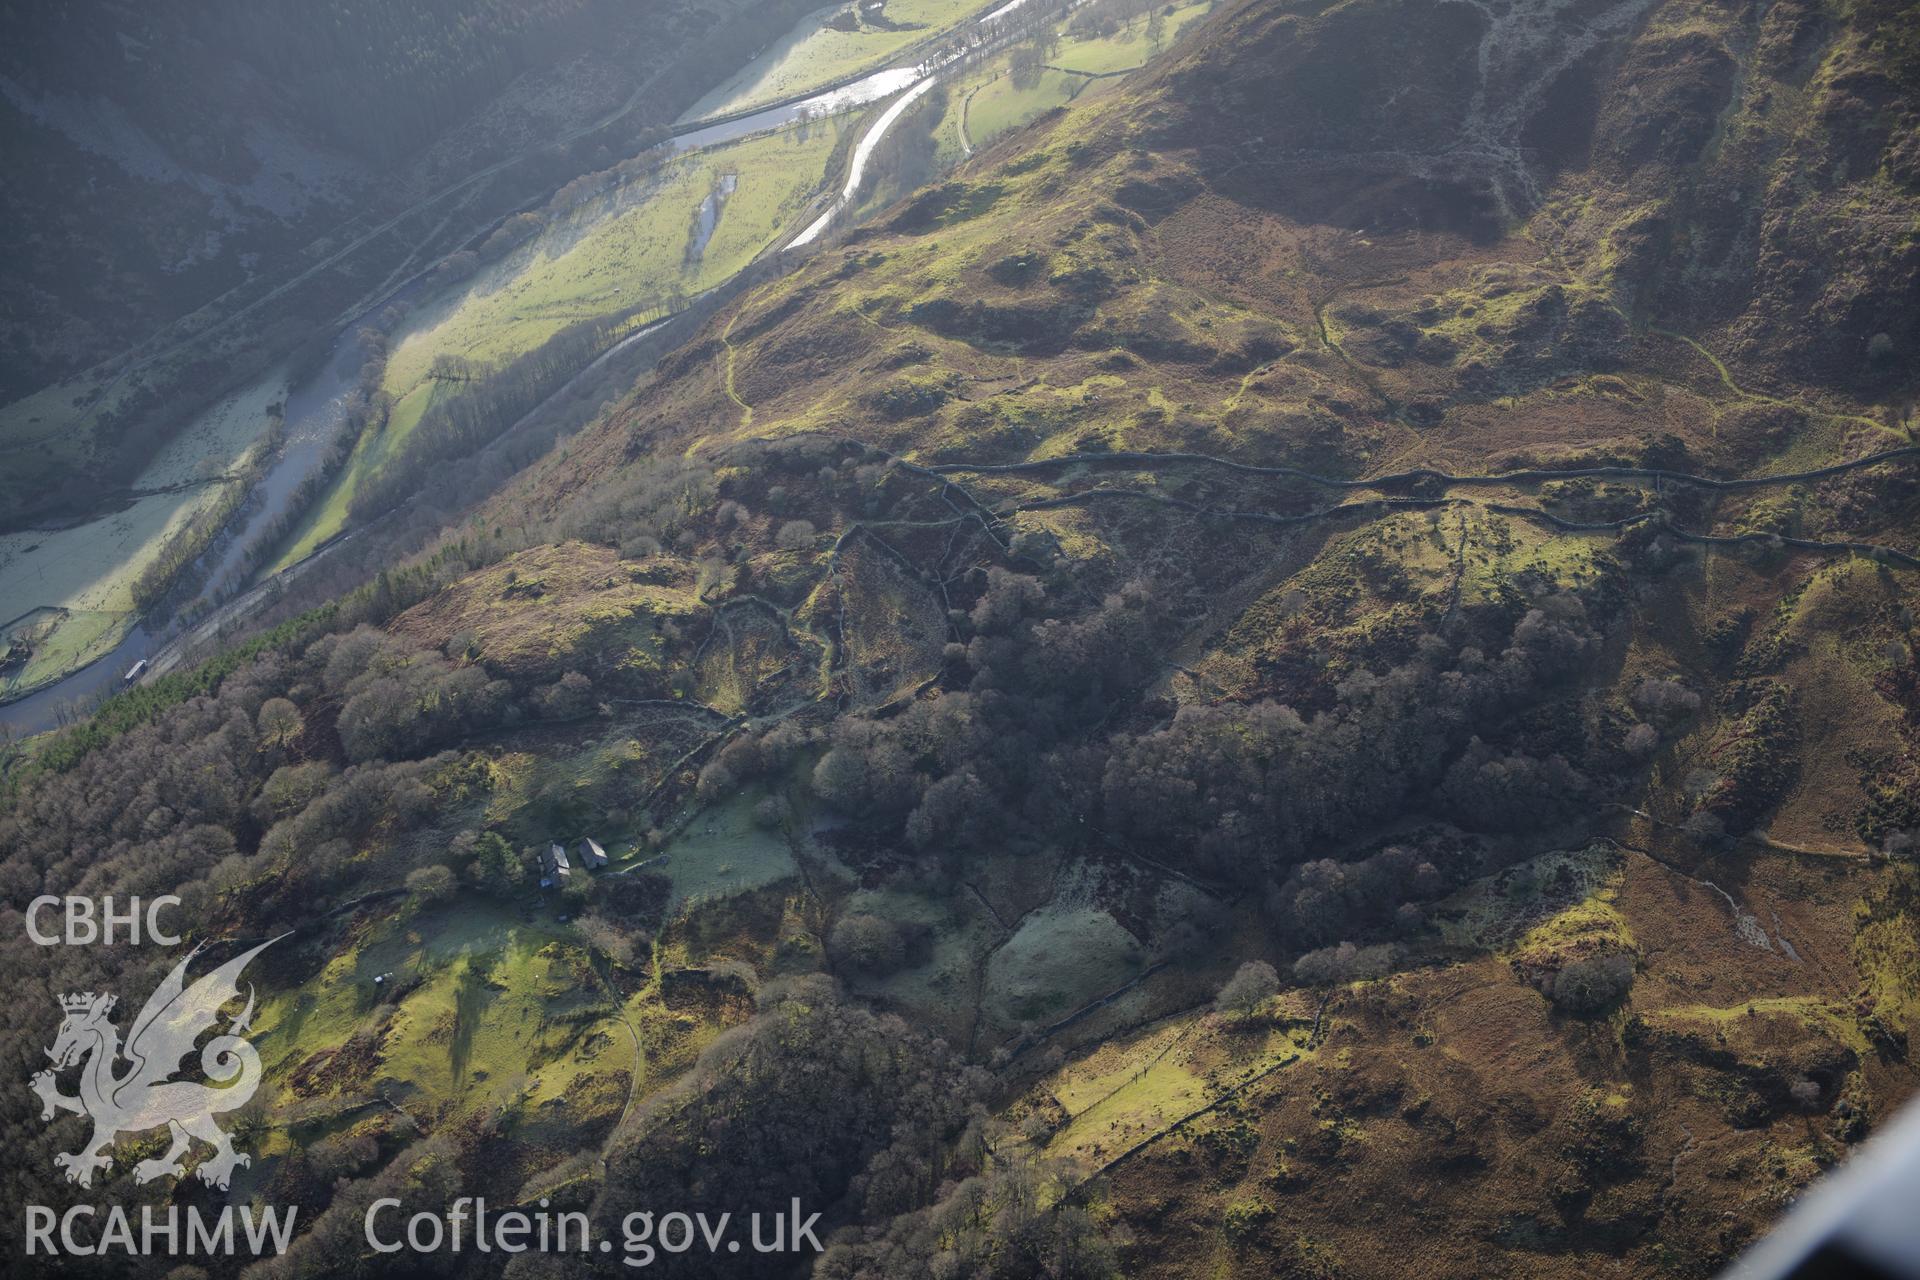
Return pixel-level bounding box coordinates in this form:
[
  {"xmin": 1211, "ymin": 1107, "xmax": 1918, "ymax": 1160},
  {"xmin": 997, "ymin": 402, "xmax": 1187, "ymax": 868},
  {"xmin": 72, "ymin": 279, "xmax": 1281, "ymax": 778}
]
[
  {"xmin": 1509, "ymin": 869, "xmax": 1634, "ymax": 979},
  {"xmin": 378, "ymin": 128, "xmax": 839, "ymax": 400},
  {"xmin": 1033, "ymin": 1008, "xmax": 1310, "ymax": 1167},
  {"xmin": 1645, "ymin": 996, "xmax": 1872, "ymax": 1056},
  {"xmin": 251, "ymin": 901, "xmax": 611, "ymax": 1123},
  {"xmin": 1854, "ymin": 870, "xmax": 1920, "ymax": 1045},
  {"xmin": 1430, "ymin": 844, "xmax": 1623, "ymax": 952},
  {"xmin": 965, "ymin": 68, "xmax": 1083, "ymax": 147}
]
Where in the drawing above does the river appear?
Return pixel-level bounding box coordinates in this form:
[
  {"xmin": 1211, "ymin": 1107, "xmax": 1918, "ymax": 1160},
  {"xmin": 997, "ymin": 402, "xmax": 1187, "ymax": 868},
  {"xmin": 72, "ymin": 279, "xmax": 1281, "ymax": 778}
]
[
  {"xmin": 0, "ymin": 0, "xmax": 1072, "ymax": 739},
  {"xmin": 789, "ymin": 76, "xmax": 940, "ymax": 248},
  {"xmin": 0, "ymin": 323, "xmax": 375, "ymax": 739}
]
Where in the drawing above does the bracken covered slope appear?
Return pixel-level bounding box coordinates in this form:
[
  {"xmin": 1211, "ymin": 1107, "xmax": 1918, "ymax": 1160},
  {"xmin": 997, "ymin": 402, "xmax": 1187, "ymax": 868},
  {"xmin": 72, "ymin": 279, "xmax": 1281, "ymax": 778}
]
[
  {"xmin": 472, "ymin": 0, "xmax": 1920, "ymax": 1272},
  {"xmin": 2, "ymin": 2, "xmax": 1916, "ymax": 1277}
]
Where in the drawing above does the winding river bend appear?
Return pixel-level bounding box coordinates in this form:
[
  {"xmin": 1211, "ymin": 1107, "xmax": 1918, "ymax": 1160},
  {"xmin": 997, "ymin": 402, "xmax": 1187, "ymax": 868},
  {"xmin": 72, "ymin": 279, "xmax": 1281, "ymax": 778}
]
[{"xmin": 0, "ymin": 0, "xmax": 1074, "ymax": 738}]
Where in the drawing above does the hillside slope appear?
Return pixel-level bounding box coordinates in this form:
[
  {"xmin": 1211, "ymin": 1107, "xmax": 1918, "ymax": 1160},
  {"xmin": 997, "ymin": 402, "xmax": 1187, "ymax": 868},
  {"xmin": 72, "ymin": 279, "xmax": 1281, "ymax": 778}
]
[
  {"xmin": 0, "ymin": 0, "xmax": 690, "ymax": 397},
  {"xmin": 1, "ymin": 1, "xmax": 1916, "ymax": 1277},
  {"xmin": 0, "ymin": 0, "xmax": 834, "ymax": 529},
  {"xmin": 457, "ymin": 0, "xmax": 1920, "ymax": 1269}
]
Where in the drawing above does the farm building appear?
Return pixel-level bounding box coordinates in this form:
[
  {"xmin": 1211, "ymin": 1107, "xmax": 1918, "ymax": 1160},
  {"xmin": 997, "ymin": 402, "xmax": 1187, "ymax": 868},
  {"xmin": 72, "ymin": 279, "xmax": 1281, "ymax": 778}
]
[
  {"xmin": 576, "ymin": 837, "xmax": 608, "ymax": 869},
  {"xmin": 542, "ymin": 842, "xmax": 573, "ymax": 884}
]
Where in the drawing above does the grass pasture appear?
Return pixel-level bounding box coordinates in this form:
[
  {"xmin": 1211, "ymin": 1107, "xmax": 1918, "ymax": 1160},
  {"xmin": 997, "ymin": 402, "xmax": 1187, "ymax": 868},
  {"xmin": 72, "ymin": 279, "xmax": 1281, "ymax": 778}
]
[
  {"xmin": 1048, "ymin": 5, "xmax": 1213, "ymax": 75},
  {"xmin": 380, "ymin": 115, "xmax": 847, "ymax": 401},
  {"xmin": 242, "ymin": 896, "xmax": 634, "ymax": 1205},
  {"xmin": 275, "ymin": 124, "xmax": 846, "ymax": 569},
  {"xmin": 944, "ymin": 2, "xmax": 1214, "ymax": 154},
  {"xmin": 0, "ymin": 365, "xmax": 137, "ymax": 521},
  {"xmin": 961, "ymin": 67, "xmax": 1084, "ymax": 149},
  {"xmin": 239, "ymin": 889, "xmax": 754, "ymax": 1202},
  {"xmin": 652, "ymin": 789, "xmax": 799, "ymax": 911},
  {"xmin": 984, "ymin": 901, "xmax": 1147, "ymax": 1033},
  {"xmin": 0, "ymin": 606, "xmax": 128, "ymax": 698}
]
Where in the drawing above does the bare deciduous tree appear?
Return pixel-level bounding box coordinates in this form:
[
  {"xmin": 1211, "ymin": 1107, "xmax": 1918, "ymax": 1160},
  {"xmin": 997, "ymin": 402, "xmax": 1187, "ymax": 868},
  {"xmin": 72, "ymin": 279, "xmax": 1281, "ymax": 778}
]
[{"xmin": 1215, "ymin": 960, "xmax": 1280, "ymax": 1021}]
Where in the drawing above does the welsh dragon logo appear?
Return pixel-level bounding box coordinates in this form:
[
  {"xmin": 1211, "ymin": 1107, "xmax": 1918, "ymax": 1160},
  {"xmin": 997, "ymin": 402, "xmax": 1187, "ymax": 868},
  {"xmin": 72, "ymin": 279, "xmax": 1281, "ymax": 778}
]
[{"xmin": 31, "ymin": 937, "xmax": 283, "ymax": 1191}]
